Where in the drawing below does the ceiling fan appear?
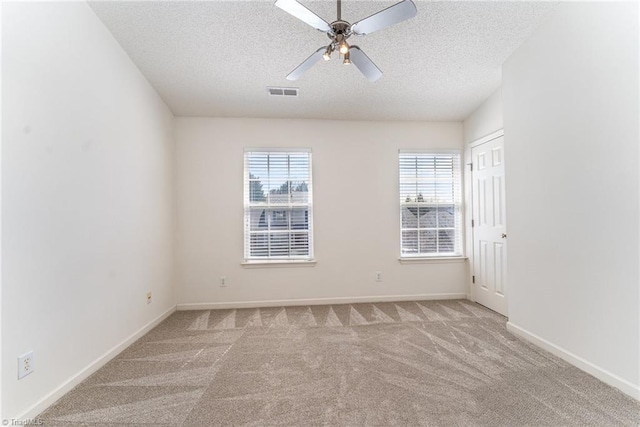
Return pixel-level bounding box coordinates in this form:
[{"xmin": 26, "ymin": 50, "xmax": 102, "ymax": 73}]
[{"xmin": 275, "ymin": 0, "xmax": 417, "ymax": 82}]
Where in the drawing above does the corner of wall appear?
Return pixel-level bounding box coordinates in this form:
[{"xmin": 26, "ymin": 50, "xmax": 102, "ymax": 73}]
[{"xmin": 463, "ymin": 88, "xmax": 503, "ymax": 145}]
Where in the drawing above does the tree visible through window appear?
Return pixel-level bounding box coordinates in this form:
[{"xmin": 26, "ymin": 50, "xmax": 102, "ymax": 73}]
[
  {"xmin": 399, "ymin": 152, "xmax": 462, "ymax": 257},
  {"xmin": 244, "ymin": 150, "xmax": 313, "ymax": 260}
]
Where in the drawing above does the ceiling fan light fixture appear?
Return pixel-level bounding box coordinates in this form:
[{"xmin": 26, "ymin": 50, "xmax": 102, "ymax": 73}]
[
  {"xmin": 323, "ymin": 45, "xmax": 333, "ymax": 61},
  {"xmin": 343, "ymin": 51, "xmax": 351, "ymax": 65},
  {"xmin": 339, "ymin": 41, "xmax": 349, "ymax": 54}
]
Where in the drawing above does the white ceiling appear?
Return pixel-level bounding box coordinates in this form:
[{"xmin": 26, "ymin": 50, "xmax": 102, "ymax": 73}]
[{"xmin": 89, "ymin": 1, "xmax": 556, "ymax": 121}]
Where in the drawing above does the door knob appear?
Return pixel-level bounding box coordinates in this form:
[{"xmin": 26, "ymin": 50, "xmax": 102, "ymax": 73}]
[{"xmin": 501, "ymin": 233, "xmax": 507, "ymax": 239}]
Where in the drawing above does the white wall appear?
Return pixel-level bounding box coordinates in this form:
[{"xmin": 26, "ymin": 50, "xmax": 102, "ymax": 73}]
[
  {"xmin": 175, "ymin": 118, "xmax": 467, "ymax": 307},
  {"xmin": 503, "ymin": 2, "xmax": 639, "ymax": 397},
  {"xmin": 463, "ymin": 88, "xmax": 503, "ymax": 144},
  {"xmin": 2, "ymin": 2, "xmax": 175, "ymax": 418},
  {"xmin": 0, "ymin": 1, "xmax": 4, "ymax": 419}
]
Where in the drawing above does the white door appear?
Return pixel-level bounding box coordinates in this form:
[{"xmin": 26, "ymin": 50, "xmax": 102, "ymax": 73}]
[{"xmin": 471, "ymin": 136, "xmax": 507, "ymax": 316}]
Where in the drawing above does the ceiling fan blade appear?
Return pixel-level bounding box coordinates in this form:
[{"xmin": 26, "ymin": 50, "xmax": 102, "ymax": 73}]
[
  {"xmin": 350, "ymin": 0, "xmax": 417, "ymax": 36},
  {"xmin": 275, "ymin": 0, "xmax": 333, "ymax": 33},
  {"xmin": 349, "ymin": 46, "xmax": 383, "ymax": 82},
  {"xmin": 286, "ymin": 47, "xmax": 326, "ymax": 81}
]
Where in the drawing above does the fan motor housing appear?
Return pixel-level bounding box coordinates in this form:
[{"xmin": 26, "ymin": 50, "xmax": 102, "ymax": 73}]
[{"xmin": 329, "ymin": 20, "xmax": 351, "ymax": 38}]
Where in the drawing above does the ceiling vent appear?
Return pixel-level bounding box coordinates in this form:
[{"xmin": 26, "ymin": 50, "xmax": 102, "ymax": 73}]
[{"xmin": 267, "ymin": 87, "xmax": 299, "ymax": 97}]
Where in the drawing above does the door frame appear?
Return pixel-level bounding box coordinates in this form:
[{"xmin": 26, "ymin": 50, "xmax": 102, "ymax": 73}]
[{"xmin": 464, "ymin": 129, "xmax": 505, "ymax": 306}]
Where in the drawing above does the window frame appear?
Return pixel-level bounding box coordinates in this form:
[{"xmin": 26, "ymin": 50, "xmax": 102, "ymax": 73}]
[
  {"xmin": 243, "ymin": 148, "xmax": 314, "ymax": 263},
  {"xmin": 398, "ymin": 149, "xmax": 463, "ymax": 259}
]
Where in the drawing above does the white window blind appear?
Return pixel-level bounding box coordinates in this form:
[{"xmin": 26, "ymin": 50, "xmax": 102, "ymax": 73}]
[
  {"xmin": 399, "ymin": 152, "xmax": 462, "ymax": 257},
  {"xmin": 244, "ymin": 150, "xmax": 313, "ymax": 260}
]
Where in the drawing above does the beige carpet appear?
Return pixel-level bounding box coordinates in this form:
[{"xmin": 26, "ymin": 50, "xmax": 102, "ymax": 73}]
[{"xmin": 39, "ymin": 300, "xmax": 640, "ymax": 426}]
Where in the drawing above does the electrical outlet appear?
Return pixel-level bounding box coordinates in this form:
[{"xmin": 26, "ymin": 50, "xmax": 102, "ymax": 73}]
[
  {"xmin": 18, "ymin": 351, "xmax": 34, "ymax": 379},
  {"xmin": 220, "ymin": 276, "xmax": 227, "ymax": 287},
  {"xmin": 375, "ymin": 271, "xmax": 382, "ymax": 282},
  {"xmin": 146, "ymin": 292, "xmax": 152, "ymax": 304}
]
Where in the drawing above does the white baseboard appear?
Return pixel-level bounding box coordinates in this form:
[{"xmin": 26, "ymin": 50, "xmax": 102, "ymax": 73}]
[
  {"xmin": 177, "ymin": 293, "xmax": 468, "ymax": 311},
  {"xmin": 506, "ymin": 321, "xmax": 640, "ymax": 401},
  {"xmin": 15, "ymin": 305, "xmax": 177, "ymax": 421}
]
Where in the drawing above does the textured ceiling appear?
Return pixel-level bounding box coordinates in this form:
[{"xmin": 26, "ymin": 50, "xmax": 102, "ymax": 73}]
[{"xmin": 89, "ymin": 1, "xmax": 556, "ymax": 121}]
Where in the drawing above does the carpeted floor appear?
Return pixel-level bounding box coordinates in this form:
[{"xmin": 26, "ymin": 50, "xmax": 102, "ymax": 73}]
[{"xmin": 39, "ymin": 300, "xmax": 640, "ymax": 426}]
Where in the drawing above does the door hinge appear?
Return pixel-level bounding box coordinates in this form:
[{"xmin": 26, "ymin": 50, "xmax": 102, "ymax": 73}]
[
  {"xmin": 468, "ymin": 163, "xmax": 473, "ymax": 172},
  {"xmin": 472, "ymin": 275, "xmax": 475, "ymax": 284},
  {"xmin": 471, "ymin": 219, "xmax": 474, "ymax": 227}
]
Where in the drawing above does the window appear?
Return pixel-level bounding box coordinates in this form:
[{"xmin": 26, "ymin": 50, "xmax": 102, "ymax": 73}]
[
  {"xmin": 244, "ymin": 149, "xmax": 313, "ymax": 261},
  {"xmin": 399, "ymin": 151, "xmax": 462, "ymax": 257}
]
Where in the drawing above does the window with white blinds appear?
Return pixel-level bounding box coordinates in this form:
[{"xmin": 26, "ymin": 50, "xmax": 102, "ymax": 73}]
[
  {"xmin": 244, "ymin": 150, "xmax": 313, "ymax": 261},
  {"xmin": 399, "ymin": 152, "xmax": 462, "ymax": 257}
]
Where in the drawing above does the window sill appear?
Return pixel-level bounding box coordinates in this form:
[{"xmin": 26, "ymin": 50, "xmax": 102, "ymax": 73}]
[
  {"xmin": 241, "ymin": 259, "xmax": 317, "ymax": 268},
  {"xmin": 398, "ymin": 256, "xmax": 467, "ymax": 264}
]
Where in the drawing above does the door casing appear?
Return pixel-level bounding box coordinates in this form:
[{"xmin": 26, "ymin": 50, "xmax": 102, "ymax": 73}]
[{"xmin": 464, "ymin": 129, "xmax": 508, "ymax": 316}]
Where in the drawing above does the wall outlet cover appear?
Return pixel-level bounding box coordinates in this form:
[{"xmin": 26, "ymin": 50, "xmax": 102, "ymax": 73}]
[{"xmin": 18, "ymin": 351, "xmax": 35, "ymax": 379}]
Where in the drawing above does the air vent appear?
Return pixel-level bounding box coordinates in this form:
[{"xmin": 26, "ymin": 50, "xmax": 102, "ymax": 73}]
[{"xmin": 267, "ymin": 87, "xmax": 299, "ymax": 97}]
